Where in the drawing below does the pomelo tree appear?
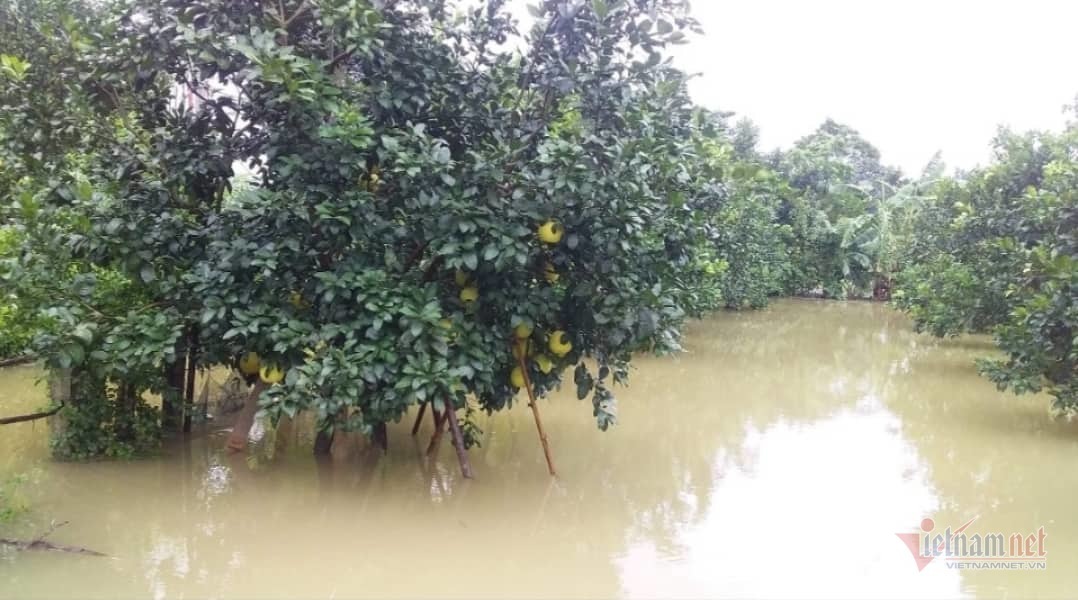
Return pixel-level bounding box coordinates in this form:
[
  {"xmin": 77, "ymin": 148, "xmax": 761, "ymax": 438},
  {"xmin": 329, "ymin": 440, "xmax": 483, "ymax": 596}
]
[
  {"xmin": 894, "ymin": 116, "xmax": 1078, "ymax": 411},
  {"xmin": 5, "ymin": 0, "xmax": 726, "ymax": 467},
  {"xmin": 178, "ymin": 0, "xmax": 717, "ymax": 474},
  {"xmin": 1, "ymin": 0, "xmax": 178, "ymax": 456}
]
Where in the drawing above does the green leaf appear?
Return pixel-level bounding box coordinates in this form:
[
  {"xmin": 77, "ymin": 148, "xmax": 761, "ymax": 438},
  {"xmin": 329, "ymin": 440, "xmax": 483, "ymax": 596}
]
[{"xmin": 591, "ymin": 0, "xmax": 608, "ymax": 19}]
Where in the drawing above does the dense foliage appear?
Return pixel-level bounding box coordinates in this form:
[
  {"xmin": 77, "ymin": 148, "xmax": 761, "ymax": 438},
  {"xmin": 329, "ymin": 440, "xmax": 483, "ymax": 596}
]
[
  {"xmin": 1, "ymin": 0, "xmax": 1074, "ymax": 459},
  {"xmin": 3, "ymin": 0, "xmax": 733, "ymax": 457},
  {"xmin": 894, "ymin": 117, "xmax": 1078, "ymax": 410},
  {"xmin": 695, "ymin": 129, "xmax": 790, "ymax": 308},
  {"xmin": 0, "ymin": 227, "xmax": 36, "ymax": 358}
]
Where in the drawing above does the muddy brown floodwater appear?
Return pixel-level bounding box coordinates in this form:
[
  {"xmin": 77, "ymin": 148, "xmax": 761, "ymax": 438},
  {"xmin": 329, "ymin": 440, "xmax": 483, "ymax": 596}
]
[{"xmin": 2, "ymin": 300, "xmax": 1077, "ymax": 599}]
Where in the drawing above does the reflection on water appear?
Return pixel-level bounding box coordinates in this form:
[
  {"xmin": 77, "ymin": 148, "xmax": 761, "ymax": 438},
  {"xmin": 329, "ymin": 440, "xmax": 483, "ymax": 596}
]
[
  {"xmin": 1, "ymin": 299, "xmax": 1076, "ymax": 599},
  {"xmin": 618, "ymin": 401, "xmax": 963, "ymax": 599}
]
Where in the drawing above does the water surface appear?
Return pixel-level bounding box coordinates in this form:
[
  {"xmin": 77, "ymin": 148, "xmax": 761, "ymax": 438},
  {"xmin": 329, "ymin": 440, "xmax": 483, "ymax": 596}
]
[{"xmin": 2, "ymin": 300, "xmax": 1076, "ymax": 599}]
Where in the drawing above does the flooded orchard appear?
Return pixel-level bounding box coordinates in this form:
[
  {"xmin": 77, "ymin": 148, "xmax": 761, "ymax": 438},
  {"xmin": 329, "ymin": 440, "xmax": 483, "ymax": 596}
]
[{"xmin": 2, "ymin": 300, "xmax": 1076, "ymax": 599}]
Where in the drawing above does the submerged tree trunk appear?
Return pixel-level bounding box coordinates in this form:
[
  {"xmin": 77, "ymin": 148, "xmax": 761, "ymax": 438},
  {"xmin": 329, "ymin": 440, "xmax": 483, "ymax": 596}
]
[
  {"xmin": 226, "ymin": 380, "xmax": 266, "ymax": 451},
  {"xmin": 0, "ymin": 537, "xmax": 108, "ymax": 556},
  {"xmin": 410, "ymin": 402, "xmax": 427, "ymax": 436},
  {"xmin": 444, "ymin": 406, "xmax": 474, "ymax": 479},
  {"xmin": 117, "ymin": 381, "xmax": 136, "ymax": 440},
  {"xmin": 45, "ymin": 368, "xmax": 72, "ymax": 449},
  {"xmin": 163, "ymin": 347, "xmax": 185, "ymax": 430},
  {"xmin": 1, "ymin": 521, "xmax": 107, "ymax": 557},
  {"xmin": 425, "ymin": 407, "xmax": 447, "ymax": 457},
  {"xmin": 314, "ymin": 408, "xmax": 349, "ymax": 456},
  {"xmin": 873, "ymin": 276, "xmax": 892, "ymax": 301},
  {"xmin": 313, "ymin": 429, "xmax": 334, "ymax": 455},
  {"xmin": 182, "ymin": 331, "xmax": 198, "ymax": 433},
  {"xmin": 372, "ymin": 422, "xmax": 388, "ymax": 452}
]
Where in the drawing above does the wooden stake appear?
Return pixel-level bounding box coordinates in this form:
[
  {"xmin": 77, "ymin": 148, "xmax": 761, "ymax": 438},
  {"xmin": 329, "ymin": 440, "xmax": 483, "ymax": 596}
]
[
  {"xmin": 410, "ymin": 402, "xmax": 427, "ymax": 436},
  {"xmin": 443, "ymin": 403, "xmax": 474, "ymax": 479},
  {"xmin": 517, "ymin": 353, "xmax": 557, "ymax": 476}
]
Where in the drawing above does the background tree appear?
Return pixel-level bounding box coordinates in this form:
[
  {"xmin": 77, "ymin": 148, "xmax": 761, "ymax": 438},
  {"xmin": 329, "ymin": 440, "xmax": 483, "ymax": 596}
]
[
  {"xmin": 894, "ymin": 108, "xmax": 1078, "ymax": 410},
  {"xmin": 1, "ymin": 0, "xmax": 174, "ymax": 456},
  {"xmin": 779, "ymin": 119, "xmax": 903, "ymax": 220}
]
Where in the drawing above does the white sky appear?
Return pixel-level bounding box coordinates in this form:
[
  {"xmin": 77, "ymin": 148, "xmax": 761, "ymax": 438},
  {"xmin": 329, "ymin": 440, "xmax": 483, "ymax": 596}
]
[{"xmin": 673, "ymin": 0, "xmax": 1078, "ymax": 175}]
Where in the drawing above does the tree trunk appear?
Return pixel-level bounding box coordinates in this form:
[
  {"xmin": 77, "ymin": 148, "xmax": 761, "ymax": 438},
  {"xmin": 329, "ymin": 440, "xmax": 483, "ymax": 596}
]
[
  {"xmin": 118, "ymin": 381, "xmax": 136, "ymax": 440},
  {"xmin": 425, "ymin": 407, "xmax": 447, "ymax": 457},
  {"xmin": 226, "ymin": 380, "xmax": 266, "ymax": 451},
  {"xmin": 410, "ymin": 402, "xmax": 427, "ymax": 436},
  {"xmin": 372, "ymin": 422, "xmax": 388, "ymax": 452},
  {"xmin": 873, "ymin": 276, "xmax": 892, "ymax": 301},
  {"xmin": 313, "ymin": 429, "xmax": 334, "ymax": 455},
  {"xmin": 444, "ymin": 405, "xmax": 474, "ymax": 479},
  {"xmin": 182, "ymin": 332, "xmax": 198, "ymax": 433},
  {"xmin": 45, "ymin": 368, "xmax": 72, "ymax": 448},
  {"xmin": 163, "ymin": 344, "xmax": 185, "ymax": 430},
  {"xmin": 314, "ymin": 407, "xmax": 348, "ymax": 456}
]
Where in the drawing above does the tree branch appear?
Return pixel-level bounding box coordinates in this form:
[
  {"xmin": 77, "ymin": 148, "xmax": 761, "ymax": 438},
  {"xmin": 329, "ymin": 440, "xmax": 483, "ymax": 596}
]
[
  {"xmin": 326, "ymin": 46, "xmax": 357, "ymax": 72},
  {"xmin": 0, "ymin": 401, "xmax": 64, "ymax": 426},
  {"xmin": 0, "ymin": 355, "xmax": 36, "ymax": 368},
  {"xmin": 402, "ymin": 240, "xmax": 430, "ymax": 272},
  {"xmin": 282, "ymin": 0, "xmax": 310, "ymax": 28}
]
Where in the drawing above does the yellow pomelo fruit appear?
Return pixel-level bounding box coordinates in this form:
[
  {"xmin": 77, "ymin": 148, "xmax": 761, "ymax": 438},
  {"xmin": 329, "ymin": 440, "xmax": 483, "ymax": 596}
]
[
  {"xmin": 459, "ymin": 286, "xmax": 479, "ymax": 303},
  {"xmin": 544, "ymin": 263, "xmax": 559, "ymax": 283},
  {"xmin": 548, "ymin": 330, "xmax": 572, "ymax": 357},
  {"xmin": 454, "ymin": 269, "xmax": 470, "ymax": 287},
  {"xmin": 510, "ymin": 366, "xmax": 525, "ymax": 389},
  {"xmin": 537, "ymin": 220, "xmax": 564, "ymax": 244},
  {"xmin": 514, "ymin": 322, "xmax": 533, "ymax": 339},
  {"xmin": 365, "ymin": 166, "xmax": 382, "ymax": 192},
  {"xmin": 259, "ymin": 363, "xmax": 284, "ymax": 385},
  {"xmin": 238, "ymin": 351, "xmax": 261, "ymax": 376},
  {"xmin": 534, "ymin": 354, "xmax": 554, "ymax": 374}
]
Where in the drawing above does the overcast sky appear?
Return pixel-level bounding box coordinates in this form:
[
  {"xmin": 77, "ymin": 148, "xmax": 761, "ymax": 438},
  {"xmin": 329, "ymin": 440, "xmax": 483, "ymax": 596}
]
[{"xmin": 671, "ymin": 0, "xmax": 1078, "ymax": 175}]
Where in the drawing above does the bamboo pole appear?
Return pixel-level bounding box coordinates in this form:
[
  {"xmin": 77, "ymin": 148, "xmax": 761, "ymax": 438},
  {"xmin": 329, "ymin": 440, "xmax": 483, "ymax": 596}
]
[{"xmin": 517, "ymin": 353, "xmax": 556, "ymax": 476}]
